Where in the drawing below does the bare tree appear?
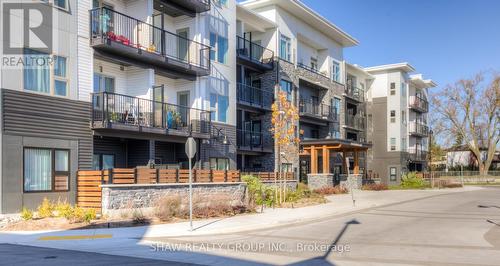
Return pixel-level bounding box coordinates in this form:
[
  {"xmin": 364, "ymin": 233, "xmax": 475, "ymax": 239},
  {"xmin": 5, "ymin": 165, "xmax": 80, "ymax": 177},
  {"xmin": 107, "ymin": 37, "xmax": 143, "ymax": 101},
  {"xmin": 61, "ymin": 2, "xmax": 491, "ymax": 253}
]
[{"xmin": 431, "ymin": 72, "xmax": 499, "ymax": 175}]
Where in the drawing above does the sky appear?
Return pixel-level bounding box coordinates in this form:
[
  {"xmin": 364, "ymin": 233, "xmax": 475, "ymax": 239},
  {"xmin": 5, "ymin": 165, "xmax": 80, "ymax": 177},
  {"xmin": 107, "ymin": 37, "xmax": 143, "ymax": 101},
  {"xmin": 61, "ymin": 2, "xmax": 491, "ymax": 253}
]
[{"xmin": 300, "ymin": 0, "xmax": 500, "ymax": 89}]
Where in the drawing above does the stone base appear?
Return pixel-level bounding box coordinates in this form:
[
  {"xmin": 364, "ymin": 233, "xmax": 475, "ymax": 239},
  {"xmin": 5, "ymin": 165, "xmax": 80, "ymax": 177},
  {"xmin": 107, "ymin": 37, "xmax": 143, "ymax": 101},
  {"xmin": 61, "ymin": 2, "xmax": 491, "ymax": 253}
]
[{"xmin": 307, "ymin": 174, "xmax": 335, "ymax": 190}]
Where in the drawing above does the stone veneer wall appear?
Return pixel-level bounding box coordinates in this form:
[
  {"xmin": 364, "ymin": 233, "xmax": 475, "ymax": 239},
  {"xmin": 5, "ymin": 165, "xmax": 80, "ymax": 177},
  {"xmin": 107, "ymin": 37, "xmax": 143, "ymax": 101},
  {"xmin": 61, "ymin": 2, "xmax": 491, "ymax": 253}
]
[{"xmin": 101, "ymin": 181, "xmax": 298, "ymax": 215}]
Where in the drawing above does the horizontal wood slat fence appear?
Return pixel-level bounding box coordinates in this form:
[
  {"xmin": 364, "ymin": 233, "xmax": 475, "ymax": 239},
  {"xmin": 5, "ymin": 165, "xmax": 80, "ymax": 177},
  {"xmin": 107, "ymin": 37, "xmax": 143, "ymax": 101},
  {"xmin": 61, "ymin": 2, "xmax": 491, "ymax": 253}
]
[{"xmin": 77, "ymin": 169, "xmax": 295, "ymax": 212}]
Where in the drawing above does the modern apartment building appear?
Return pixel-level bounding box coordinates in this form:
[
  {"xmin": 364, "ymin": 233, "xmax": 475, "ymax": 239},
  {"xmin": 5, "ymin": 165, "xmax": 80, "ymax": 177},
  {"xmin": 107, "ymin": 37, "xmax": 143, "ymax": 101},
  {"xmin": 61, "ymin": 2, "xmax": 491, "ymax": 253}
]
[
  {"xmin": 239, "ymin": 0, "xmax": 370, "ymax": 183},
  {"xmin": 0, "ymin": 0, "xmax": 238, "ymax": 213},
  {"xmin": 365, "ymin": 63, "xmax": 436, "ymax": 184}
]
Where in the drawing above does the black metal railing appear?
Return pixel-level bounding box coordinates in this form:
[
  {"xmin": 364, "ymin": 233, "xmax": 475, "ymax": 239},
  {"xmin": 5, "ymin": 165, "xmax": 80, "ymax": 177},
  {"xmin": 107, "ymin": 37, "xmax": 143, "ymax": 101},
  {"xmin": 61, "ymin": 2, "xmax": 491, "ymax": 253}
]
[
  {"xmin": 92, "ymin": 91, "xmax": 211, "ymax": 134},
  {"xmin": 408, "ymin": 147, "xmax": 428, "ymax": 161},
  {"xmin": 297, "ymin": 63, "xmax": 329, "ymax": 79},
  {"xmin": 237, "ymin": 129, "xmax": 272, "ymax": 150},
  {"xmin": 409, "ymin": 122, "xmax": 429, "ymax": 136},
  {"xmin": 90, "ymin": 7, "xmax": 210, "ymax": 70},
  {"xmin": 409, "ymin": 95, "xmax": 429, "ymax": 112},
  {"xmin": 237, "ymin": 83, "xmax": 274, "ymax": 109},
  {"xmin": 345, "ymin": 114, "xmax": 365, "ymax": 130},
  {"xmin": 299, "ymin": 98, "xmax": 337, "ymax": 121},
  {"xmin": 236, "ymin": 36, "xmax": 274, "ymax": 67},
  {"xmin": 345, "ymin": 84, "xmax": 365, "ymax": 102}
]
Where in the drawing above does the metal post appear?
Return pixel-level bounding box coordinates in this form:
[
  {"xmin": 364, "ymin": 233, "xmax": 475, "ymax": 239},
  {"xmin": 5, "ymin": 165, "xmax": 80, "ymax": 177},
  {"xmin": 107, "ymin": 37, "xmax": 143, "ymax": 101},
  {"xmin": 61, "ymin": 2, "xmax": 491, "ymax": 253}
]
[{"xmin": 189, "ymin": 156, "xmax": 193, "ymax": 231}]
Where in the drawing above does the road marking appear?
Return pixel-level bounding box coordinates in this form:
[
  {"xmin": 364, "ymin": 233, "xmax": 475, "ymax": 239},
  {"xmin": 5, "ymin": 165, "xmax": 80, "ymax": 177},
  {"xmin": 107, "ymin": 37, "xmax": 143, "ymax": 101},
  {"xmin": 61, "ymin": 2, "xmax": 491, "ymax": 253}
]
[{"xmin": 38, "ymin": 234, "xmax": 112, "ymax": 241}]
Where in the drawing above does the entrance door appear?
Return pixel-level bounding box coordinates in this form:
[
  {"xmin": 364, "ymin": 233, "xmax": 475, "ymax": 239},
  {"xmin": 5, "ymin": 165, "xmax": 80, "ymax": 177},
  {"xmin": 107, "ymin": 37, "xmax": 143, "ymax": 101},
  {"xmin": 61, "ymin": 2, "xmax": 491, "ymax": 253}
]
[
  {"xmin": 177, "ymin": 28, "xmax": 189, "ymax": 62},
  {"xmin": 153, "ymin": 86, "xmax": 164, "ymax": 128},
  {"xmin": 300, "ymin": 160, "xmax": 310, "ymax": 183}
]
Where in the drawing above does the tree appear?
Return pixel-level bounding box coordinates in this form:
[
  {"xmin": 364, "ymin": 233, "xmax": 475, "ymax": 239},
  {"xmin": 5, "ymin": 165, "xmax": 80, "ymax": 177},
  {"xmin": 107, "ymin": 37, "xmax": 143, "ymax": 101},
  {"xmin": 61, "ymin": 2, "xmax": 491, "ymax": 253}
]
[
  {"xmin": 431, "ymin": 72, "xmax": 499, "ymax": 176},
  {"xmin": 270, "ymin": 91, "xmax": 300, "ymax": 204}
]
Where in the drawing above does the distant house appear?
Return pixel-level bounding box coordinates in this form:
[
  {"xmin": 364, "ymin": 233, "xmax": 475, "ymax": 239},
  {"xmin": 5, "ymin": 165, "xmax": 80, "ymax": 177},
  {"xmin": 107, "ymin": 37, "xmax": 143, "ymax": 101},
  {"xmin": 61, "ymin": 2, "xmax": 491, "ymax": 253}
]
[{"xmin": 446, "ymin": 145, "xmax": 500, "ymax": 171}]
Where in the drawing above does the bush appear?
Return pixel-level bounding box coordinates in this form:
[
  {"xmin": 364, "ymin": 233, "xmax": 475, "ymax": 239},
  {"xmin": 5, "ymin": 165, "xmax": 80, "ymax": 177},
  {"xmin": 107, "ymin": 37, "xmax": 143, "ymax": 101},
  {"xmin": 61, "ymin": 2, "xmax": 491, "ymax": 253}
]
[
  {"xmin": 314, "ymin": 186, "xmax": 349, "ymax": 195},
  {"xmin": 132, "ymin": 209, "xmax": 147, "ymax": 224},
  {"xmin": 54, "ymin": 202, "xmax": 73, "ymax": 219},
  {"xmin": 242, "ymin": 175, "xmax": 275, "ymax": 208},
  {"xmin": 21, "ymin": 207, "xmax": 34, "ymax": 221},
  {"xmin": 70, "ymin": 206, "xmax": 86, "ymax": 223},
  {"xmin": 155, "ymin": 196, "xmax": 184, "ymax": 221},
  {"xmin": 401, "ymin": 172, "xmax": 427, "ymax": 189},
  {"xmin": 362, "ymin": 183, "xmax": 388, "ymax": 191},
  {"xmin": 37, "ymin": 198, "xmax": 54, "ymax": 218},
  {"xmin": 83, "ymin": 209, "xmax": 97, "ymax": 223}
]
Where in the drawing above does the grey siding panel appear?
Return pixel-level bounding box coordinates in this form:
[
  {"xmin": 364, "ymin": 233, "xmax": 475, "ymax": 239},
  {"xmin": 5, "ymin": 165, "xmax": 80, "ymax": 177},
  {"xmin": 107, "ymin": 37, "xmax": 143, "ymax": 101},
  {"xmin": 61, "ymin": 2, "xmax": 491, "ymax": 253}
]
[
  {"xmin": 2, "ymin": 89, "xmax": 93, "ymax": 169},
  {"xmin": 93, "ymin": 137, "xmax": 127, "ymax": 168}
]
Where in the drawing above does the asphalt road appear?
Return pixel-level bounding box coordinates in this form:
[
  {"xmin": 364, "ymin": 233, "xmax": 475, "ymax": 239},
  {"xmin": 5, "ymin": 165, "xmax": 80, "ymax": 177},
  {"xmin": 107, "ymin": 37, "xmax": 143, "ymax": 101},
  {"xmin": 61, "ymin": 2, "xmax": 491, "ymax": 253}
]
[
  {"xmin": 2, "ymin": 187, "xmax": 500, "ymax": 266},
  {"xmin": 144, "ymin": 187, "xmax": 500, "ymax": 265}
]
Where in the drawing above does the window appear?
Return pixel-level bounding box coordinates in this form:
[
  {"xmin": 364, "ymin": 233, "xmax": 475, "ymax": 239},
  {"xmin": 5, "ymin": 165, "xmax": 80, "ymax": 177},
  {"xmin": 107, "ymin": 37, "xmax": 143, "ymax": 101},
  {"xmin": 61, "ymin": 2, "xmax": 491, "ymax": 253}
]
[
  {"xmin": 332, "ymin": 61, "xmax": 341, "ymax": 82},
  {"xmin": 210, "ymin": 93, "xmax": 228, "ymax": 123},
  {"xmin": 210, "ymin": 158, "xmax": 229, "ymax": 171},
  {"xmin": 390, "ymin": 138, "xmax": 396, "ymax": 151},
  {"xmin": 390, "ymin": 82, "xmax": 396, "ymax": 95},
  {"xmin": 390, "ymin": 167, "xmax": 397, "ymax": 181},
  {"xmin": 279, "ymin": 34, "xmax": 291, "ymax": 62},
  {"xmin": 390, "ymin": 110, "xmax": 396, "ymax": 123},
  {"xmin": 214, "ymin": 0, "xmax": 228, "ymax": 7},
  {"xmin": 281, "ymin": 163, "xmax": 293, "ymax": 173},
  {"xmin": 210, "ymin": 32, "xmax": 228, "ymax": 64},
  {"xmin": 24, "ymin": 148, "xmax": 70, "ymax": 192},
  {"xmin": 280, "ymin": 79, "xmax": 293, "ymax": 101},
  {"xmin": 93, "ymin": 73, "xmax": 115, "ymax": 93},
  {"xmin": 401, "ymin": 138, "xmax": 407, "ymax": 152},
  {"xmin": 401, "ymin": 82, "xmax": 406, "ymax": 97},
  {"xmin": 310, "ymin": 57, "xmax": 318, "ymax": 70},
  {"xmin": 401, "ymin": 110, "xmax": 406, "ymax": 125},
  {"xmin": 42, "ymin": 0, "xmax": 68, "ymax": 10},
  {"xmin": 54, "ymin": 56, "xmax": 68, "ymax": 96},
  {"xmin": 92, "ymin": 154, "xmax": 115, "ymax": 170}
]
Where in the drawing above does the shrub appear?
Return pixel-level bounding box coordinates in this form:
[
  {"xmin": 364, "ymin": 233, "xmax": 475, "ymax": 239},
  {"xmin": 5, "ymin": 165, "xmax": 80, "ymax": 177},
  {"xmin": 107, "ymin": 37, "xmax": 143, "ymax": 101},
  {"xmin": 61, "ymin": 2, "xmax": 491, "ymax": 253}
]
[
  {"xmin": 243, "ymin": 175, "xmax": 275, "ymax": 208},
  {"xmin": 131, "ymin": 209, "xmax": 147, "ymax": 224},
  {"xmin": 20, "ymin": 207, "xmax": 34, "ymax": 221},
  {"xmin": 83, "ymin": 209, "xmax": 97, "ymax": 223},
  {"xmin": 155, "ymin": 196, "xmax": 184, "ymax": 221},
  {"xmin": 401, "ymin": 172, "xmax": 427, "ymax": 189},
  {"xmin": 314, "ymin": 186, "xmax": 349, "ymax": 195},
  {"xmin": 70, "ymin": 206, "xmax": 86, "ymax": 223},
  {"xmin": 443, "ymin": 183, "xmax": 463, "ymax": 188},
  {"xmin": 37, "ymin": 198, "xmax": 54, "ymax": 218},
  {"xmin": 54, "ymin": 202, "xmax": 73, "ymax": 219},
  {"xmin": 362, "ymin": 183, "xmax": 388, "ymax": 191}
]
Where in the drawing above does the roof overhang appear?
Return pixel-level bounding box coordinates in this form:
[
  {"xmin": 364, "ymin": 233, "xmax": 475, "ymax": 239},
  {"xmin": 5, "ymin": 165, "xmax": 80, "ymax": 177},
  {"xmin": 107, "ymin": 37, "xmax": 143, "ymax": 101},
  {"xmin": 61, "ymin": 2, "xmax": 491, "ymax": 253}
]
[
  {"xmin": 237, "ymin": 4, "xmax": 276, "ymax": 33},
  {"xmin": 364, "ymin": 62, "xmax": 416, "ymax": 73},
  {"xmin": 240, "ymin": 0, "xmax": 359, "ymax": 47},
  {"xmin": 300, "ymin": 138, "xmax": 371, "ymax": 151},
  {"xmin": 410, "ymin": 74, "xmax": 437, "ymax": 89},
  {"xmin": 346, "ymin": 62, "xmax": 374, "ymax": 79}
]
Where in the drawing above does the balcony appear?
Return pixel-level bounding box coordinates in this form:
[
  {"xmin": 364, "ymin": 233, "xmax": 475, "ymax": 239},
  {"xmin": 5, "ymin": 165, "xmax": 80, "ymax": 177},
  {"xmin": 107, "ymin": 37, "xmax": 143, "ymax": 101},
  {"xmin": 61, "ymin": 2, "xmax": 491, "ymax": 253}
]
[
  {"xmin": 409, "ymin": 95, "xmax": 429, "ymax": 113},
  {"xmin": 344, "ymin": 84, "xmax": 365, "ymax": 102},
  {"xmin": 91, "ymin": 91, "xmax": 211, "ymax": 138},
  {"xmin": 344, "ymin": 114, "xmax": 365, "ymax": 131},
  {"xmin": 409, "ymin": 122, "xmax": 429, "ymax": 137},
  {"xmin": 299, "ymin": 98, "xmax": 338, "ymax": 124},
  {"xmin": 155, "ymin": 0, "xmax": 210, "ymax": 17},
  {"xmin": 237, "ymin": 83, "xmax": 274, "ymax": 111},
  {"xmin": 90, "ymin": 7, "xmax": 210, "ymax": 80},
  {"xmin": 237, "ymin": 130, "xmax": 273, "ymax": 153},
  {"xmin": 297, "ymin": 63, "xmax": 330, "ymax": 80},
  {"xmin": 408, "ymin": 148, "xmax": 428, "ymax": 162},
  {"xmin": 236, "ymin": 36, "xmax": 274, "ymax": 71}
]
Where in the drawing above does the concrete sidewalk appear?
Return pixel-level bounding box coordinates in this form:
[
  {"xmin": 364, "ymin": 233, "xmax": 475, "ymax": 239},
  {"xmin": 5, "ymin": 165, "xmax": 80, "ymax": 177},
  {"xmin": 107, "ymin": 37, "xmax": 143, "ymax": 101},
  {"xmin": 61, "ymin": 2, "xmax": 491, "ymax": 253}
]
[{"xmin": 0, "ymin": 186, "xmax": 482, "ymax": 242}]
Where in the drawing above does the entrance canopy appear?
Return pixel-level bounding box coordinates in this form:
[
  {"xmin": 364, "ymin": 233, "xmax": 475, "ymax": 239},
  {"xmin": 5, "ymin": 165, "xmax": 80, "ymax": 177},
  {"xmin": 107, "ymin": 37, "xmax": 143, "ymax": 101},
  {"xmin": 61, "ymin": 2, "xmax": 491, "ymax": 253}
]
[{"xmin": 300, "ymin": 139, "xmax": 371, "ymax": 175}]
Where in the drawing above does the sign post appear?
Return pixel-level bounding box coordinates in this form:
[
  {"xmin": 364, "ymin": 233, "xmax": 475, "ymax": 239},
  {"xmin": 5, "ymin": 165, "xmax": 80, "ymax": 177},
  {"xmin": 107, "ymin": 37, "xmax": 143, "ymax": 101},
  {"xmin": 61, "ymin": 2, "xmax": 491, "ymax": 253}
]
[
  {"xmin": 185, "ymin": 137, "xmax": 197, "ymax": 231},
  {"xmin": 346, "ymin": 157, "xmax": 355, "ymax": 207}
]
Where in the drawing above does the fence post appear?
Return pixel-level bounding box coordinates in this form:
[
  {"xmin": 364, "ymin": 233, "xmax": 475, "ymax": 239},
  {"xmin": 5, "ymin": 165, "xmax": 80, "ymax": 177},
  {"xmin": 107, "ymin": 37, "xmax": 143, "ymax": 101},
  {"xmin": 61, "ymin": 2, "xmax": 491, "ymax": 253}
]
[
  {"xmin": 156, "ymin": 168, "xmax": 160, "ymax": 184},
  {"xmin": 109, "ymin": 169, "xmax": 113, "ymax": 184},
  {"xmin": 175, "ymin": 168, "xmax": 179, "ymax": 183},
  {"xmin": 134, "ymin": 168, "xmax": 138, "ymax": 184},
  {"xmin": 210, "ymin": 170, "xmax": 213, "ymax": 183},
  {"xmin": 224, "ymin": 170, "xmax": 228, "ymax": 182}
]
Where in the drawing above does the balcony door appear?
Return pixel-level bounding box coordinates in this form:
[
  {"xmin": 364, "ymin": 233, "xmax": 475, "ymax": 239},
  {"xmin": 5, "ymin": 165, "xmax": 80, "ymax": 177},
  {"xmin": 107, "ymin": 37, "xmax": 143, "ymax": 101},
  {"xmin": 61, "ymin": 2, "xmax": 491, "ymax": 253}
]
[
  {"xmin": 153, "ymin": 86, "xmax": 164, "ymax": 128},
  {"xmin": 178, "ymin": 92, "xmax": 190, "ymax": 128},
  {"xmin": 177, "ymin": 28, "xmax": 189, "ymax": 62}
]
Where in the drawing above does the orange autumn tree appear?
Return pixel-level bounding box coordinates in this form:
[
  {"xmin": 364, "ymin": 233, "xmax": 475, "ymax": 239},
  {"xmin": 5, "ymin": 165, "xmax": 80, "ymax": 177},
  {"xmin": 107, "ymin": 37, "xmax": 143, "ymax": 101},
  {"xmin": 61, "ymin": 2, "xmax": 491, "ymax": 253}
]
[{"xmin": 270, "ymin": 90, "xmax": 300, "ymax": 204}]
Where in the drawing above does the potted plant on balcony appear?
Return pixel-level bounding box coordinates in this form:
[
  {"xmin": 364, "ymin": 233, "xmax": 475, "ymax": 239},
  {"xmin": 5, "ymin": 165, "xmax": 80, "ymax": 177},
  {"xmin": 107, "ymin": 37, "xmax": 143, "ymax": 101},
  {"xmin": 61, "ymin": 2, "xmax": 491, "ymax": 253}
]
[{"xmin": 108, "ymin": 112, "xmax": 120, "ymax": 123}]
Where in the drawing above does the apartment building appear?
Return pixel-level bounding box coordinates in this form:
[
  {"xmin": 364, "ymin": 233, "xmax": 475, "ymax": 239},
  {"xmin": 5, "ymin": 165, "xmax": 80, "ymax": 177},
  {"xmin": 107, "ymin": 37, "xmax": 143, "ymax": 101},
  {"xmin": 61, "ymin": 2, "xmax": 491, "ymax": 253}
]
[
  {"xmin": 365, "ymin": 63, "xmax": 436, "ymax": 184},
  {"xmin": 0, "ymin": 0, "xmax": 237, "ymax": 213},
  {"xmin": 239, "ymin": 0, "xmax": 370, "ymax": 183}
]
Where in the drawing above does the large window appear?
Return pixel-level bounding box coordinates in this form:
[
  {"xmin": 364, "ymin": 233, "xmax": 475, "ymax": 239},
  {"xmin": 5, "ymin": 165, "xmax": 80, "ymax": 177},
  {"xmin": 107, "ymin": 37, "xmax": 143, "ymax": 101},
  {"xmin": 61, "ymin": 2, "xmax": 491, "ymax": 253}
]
[
  {"xmin": 92, "ymin": 154, "xmax": 115, "ymax": 170},
  {"xmin": 210, "ymin": 93, "xmax": 229, "ymax": 123},
  {"xmin": 24, "ymin": 49, "xmax": 68, "ymax": 96},
  {"xmin": 279, "ymin": 34, "xmax": 291, "ymax": 62},
  {"xmin": 210, "ymin": 32, "xmax": 228, "ymax": 64},
  {"xmin": 332, "ymin": 61, "xmax": 341, "ymax": 82},
  {"xmin": 280, "ymin": 79, "xmax": 293, "ymax": 101},
  {"xmin": 93, "ymin": 73, "xmax": 115, "ymax": 93},
  {"xmin": 24, "ymin": 148, "xmax": 69, "ymax": 192},
  {"xmin": 210, "ymin": 158, "xmax": 229, "ymax": 171},
  {"xmin": 389, "ymin": 167, "xmax": 397, "ymax": 181}
]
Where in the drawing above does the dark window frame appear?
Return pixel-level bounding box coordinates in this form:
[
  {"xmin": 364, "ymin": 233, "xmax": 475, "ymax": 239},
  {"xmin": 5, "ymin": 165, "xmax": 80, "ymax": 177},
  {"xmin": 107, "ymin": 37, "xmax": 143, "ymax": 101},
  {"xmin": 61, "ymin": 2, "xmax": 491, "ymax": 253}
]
[
  {"xmin": 23, "ymin": 147, "xmax": 70, "ymax": 193},
  {"xmin": 93, "ymin": 153, "xmax": 116, "ymax": 170},
  {"xmin": 389, "ymin": 167, "xmax": 397, "ymax": 181}
]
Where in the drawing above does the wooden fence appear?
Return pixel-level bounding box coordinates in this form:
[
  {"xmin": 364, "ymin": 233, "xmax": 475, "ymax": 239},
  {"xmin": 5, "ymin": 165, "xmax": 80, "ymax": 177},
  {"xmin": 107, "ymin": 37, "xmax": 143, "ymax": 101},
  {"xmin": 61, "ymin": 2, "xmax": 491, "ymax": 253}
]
[{"xmin": 76, "ymin": 168, "xmax": 295, "ymax": 212}]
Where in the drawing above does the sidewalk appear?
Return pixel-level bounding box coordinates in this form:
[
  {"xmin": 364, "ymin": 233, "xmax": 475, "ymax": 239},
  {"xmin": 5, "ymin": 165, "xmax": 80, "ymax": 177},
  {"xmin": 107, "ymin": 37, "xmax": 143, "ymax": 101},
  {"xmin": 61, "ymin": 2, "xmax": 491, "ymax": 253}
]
[{"xmin": 0, "ymin": 186, "xmax": 482, "ymax": 242}]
